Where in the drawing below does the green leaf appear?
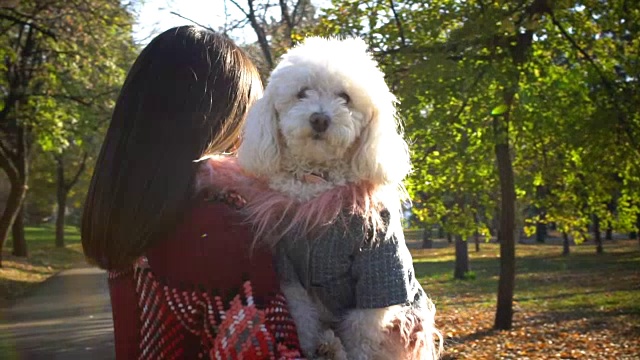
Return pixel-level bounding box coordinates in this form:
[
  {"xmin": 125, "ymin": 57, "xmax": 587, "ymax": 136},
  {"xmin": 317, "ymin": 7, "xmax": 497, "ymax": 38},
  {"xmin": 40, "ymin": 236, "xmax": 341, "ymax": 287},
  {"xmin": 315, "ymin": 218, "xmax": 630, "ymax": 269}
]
[{"xmin": 491, "ymin": 104, "xmax": 509, "ymax": 116}]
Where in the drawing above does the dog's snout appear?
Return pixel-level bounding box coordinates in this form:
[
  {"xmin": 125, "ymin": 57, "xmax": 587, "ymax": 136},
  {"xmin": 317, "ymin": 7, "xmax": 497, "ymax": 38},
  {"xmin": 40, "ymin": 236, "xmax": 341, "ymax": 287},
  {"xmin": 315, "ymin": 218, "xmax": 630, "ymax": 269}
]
[{"xmin": 309, "ymin": 112, "xmax": 331, "ymax": 133}]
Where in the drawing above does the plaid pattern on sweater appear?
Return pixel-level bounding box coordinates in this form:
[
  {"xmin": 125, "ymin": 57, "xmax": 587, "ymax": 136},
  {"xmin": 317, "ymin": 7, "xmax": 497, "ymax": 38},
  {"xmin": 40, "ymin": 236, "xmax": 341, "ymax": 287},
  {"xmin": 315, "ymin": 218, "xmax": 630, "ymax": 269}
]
[{"xmin": 109, "ymin": 256, "xmax": 305, "ymax": 360}]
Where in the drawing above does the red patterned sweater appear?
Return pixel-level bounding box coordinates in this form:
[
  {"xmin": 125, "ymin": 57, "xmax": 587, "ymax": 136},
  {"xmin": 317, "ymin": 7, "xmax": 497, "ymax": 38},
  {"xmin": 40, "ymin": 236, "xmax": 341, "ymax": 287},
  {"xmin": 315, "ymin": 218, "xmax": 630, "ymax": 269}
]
[{"xmin": 108, "ymin": 196, "xmax": 304, "ymax": 359}]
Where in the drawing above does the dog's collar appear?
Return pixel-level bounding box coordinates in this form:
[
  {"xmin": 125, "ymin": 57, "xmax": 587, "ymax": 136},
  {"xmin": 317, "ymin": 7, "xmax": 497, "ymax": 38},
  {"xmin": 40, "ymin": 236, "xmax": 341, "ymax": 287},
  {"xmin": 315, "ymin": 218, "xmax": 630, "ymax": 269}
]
[{"xmin": 299, "ymin": 172, "xmax": 329, "ymax": 184}]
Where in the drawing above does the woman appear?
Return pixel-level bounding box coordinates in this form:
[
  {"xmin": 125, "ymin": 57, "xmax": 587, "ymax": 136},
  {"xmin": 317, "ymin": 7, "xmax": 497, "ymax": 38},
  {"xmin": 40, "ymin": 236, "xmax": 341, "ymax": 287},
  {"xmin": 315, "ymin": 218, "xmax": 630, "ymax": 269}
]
[{"xmin": 82, "ymin": 26, "xmax": 302, "ymax": 359}]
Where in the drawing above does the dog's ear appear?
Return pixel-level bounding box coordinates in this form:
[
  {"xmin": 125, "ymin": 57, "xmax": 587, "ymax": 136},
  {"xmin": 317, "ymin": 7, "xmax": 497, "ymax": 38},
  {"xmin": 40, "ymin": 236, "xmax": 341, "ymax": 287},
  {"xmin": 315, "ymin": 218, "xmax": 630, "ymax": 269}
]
[
  {"xmin": 351, "ymin": 98, "xmax": 411, "ymax": 186},
  {"xmin": 237, "ymin": 92, "xmax": 281, "ymax": 176}
]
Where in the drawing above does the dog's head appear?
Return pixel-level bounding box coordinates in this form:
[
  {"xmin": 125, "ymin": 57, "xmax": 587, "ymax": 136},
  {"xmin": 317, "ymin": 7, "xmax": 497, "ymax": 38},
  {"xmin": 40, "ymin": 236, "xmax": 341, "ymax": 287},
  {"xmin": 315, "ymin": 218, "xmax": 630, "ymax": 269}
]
[{"xmin": 238, "ymin": 37, "xmax": 410, "ymax": 186}]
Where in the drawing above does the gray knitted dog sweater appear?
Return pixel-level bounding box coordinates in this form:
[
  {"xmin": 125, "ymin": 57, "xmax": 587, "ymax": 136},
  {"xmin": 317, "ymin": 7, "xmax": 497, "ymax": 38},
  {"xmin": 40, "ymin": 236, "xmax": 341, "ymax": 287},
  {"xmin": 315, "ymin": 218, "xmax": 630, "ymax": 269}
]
[{"xmin": 275, "ymin": 210, "xmax": 426, "ymax": 316}]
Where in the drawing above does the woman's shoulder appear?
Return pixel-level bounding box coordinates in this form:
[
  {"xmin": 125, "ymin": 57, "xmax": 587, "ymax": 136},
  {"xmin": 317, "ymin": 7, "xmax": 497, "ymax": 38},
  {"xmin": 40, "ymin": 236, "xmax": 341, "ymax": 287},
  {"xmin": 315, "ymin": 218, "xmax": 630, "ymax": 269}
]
[
  {"xmin": 145, "ymin": 195, "xmax": 278, "ymax": 294},
  {"xmin": 182, "ymin": 192, "xmax": 248, "ymax": 230},
  {"xmin": 161, "ymin": 197, "xmax": 252, "ymax": 256}
]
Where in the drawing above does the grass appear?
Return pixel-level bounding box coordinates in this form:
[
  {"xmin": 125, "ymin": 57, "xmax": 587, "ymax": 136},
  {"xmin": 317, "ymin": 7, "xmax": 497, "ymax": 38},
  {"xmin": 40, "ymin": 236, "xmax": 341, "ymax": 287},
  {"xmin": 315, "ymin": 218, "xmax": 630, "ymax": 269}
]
[
  {"xmin": 405, "ymin": 235, "xmax": 640, "ymax": 359},
  {"xmin": 0, "ymin": 226, "xmax": 85, "ymax": 307}
]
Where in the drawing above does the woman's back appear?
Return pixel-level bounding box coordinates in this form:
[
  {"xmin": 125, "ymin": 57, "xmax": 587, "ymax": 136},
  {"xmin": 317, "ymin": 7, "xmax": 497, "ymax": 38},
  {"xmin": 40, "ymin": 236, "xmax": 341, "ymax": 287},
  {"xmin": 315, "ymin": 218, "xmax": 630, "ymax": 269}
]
[{"xmin": 109, "ymin": 195, "xmax": 301, "ymax": 359}]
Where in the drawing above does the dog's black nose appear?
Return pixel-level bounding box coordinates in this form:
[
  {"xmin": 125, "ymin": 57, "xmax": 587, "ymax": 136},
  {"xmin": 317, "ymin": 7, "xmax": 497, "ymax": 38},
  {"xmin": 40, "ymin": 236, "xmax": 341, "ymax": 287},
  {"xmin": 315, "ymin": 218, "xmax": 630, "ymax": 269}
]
[{"xmin": 309, "ymin": 112, "xmax": 331, "ymax": 133}]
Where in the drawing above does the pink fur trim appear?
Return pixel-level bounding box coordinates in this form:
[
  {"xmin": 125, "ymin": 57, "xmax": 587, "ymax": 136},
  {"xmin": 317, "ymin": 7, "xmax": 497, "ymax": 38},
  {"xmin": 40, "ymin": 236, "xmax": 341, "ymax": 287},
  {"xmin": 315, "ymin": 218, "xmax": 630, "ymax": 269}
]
[{"xmin": 195, "ymin": 155, "xmax": 387, "ymax": 246}]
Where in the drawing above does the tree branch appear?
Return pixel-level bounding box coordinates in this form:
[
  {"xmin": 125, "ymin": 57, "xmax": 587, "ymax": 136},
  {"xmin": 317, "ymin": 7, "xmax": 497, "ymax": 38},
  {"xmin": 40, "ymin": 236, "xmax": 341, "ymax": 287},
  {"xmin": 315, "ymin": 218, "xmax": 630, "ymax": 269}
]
[
  {"xmin": 225, "ymin": 0, "xmax": 273, "ymax": 68},
  {"xmin": 548, "ymin": 11, "xmax": 614, "ymax": 92},
  {"xmin": 0, "ymin": 138, "xmax": 19, "ymax": 180},
  {"xmin": 279, "ymin": 0, "xmax": 294, "ymax": 46},
  {"xmin": 548, "ymin": 10, "xmax": 640, "ymax": 157},
  {"xmin": 54, "ymin": 153, "xmax": 64, "ymax": 186},
  {"xmin": 0, "ymin": 12, "xmax": 57, "ymax": 40},
  {"xmin": 65, "ymin": 151, "xmax": 88, "ymax": 190},
  {"xmin": 228, "ymin": 0, "xmax": 249, "ymax": 17},
  {"xmin": 452, "ymin": 67, "xmax": 488, "ymax": 122},
  {"xmin": 169, "ymin": 12, "xmax": 215, "ymax": 32},
  {"xmin": 291, "ymin": 0, "xmax": 305, "ymax": 25},
  {"xmin": 224, "ymin": 18, "xmax": 250, "ymax": 33},
  {"xmin": 29, "ymin": 89, "xmax": 118, "ymax": 108},
  {"xmin": 388, "ymin": 0, "xmax": 406, "ymax": 47},
  {"xmin": 279, "ymin": 0, "xmax": 293, "ymax": 30},
  {"xmin": 249, "ymin": 0, "xmax": 274, "ymax": 68}
]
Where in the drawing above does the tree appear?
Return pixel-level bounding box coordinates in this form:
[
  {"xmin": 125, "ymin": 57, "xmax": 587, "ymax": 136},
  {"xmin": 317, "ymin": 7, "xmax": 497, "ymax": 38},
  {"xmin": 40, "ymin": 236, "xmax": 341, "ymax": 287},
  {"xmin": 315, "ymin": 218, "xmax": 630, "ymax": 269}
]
[
  {"xmin": 0, "ymin": 0, "xmax": 136, "ymax": 266},
  {"xmin": 53, "ymin": 150, "xmax": 87, "ymax": 247},
  {"xmin": 0, "ymin": 5, "xmax": 47, "ymax": 258},
  {"xmin": 453, "ymin": 235, "xmax": 470, "ymax": 279},
  {"xmin": 562, "ymin": 232, "xmax": 571, "ymax": 256},
  {"xmin": 221, "ymin": 0, "xmax": 316, "ymax": 77}
]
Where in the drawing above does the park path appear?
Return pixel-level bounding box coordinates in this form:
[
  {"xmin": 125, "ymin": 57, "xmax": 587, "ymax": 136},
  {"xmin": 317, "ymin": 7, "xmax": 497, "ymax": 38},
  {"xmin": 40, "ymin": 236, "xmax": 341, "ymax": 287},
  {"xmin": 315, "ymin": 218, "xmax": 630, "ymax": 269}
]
[{"xmin": 0, "ymin": 266, "xmax": 115, "ymax": 360}]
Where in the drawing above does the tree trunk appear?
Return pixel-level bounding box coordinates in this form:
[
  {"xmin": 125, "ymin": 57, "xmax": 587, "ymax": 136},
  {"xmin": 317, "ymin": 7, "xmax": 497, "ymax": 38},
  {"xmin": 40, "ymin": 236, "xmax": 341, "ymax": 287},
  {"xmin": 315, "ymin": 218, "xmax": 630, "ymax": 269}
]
[
  {"xmin": 605, "ymin": 200, "xmax": 615, "ymax": 241},
  {"xmin": 55, "ymin": 155, "xmax": 68, "ymax": 248},
  {"xmin": 535, "ymin": 186, "xmax": 546, "ymax": 243},
  {"xmin": 535, "ymin": 221, "xmax": 546, "ymax": 243},
  {"xmin": 491, "ymin": 3, "xmax": 540, "ymax": 329},
  {"xmin": 636, "ymin": 214, "xmax": 640, "ymax": 247},
  {"xmin": 492, "ymin": 85, "xmax": 518, "ymax": 329},
  {"xmin": 0, "ymin": 179, "xmax": 27, "ymax": 267},
  {"xmin": 593, "ymin": 215, "xmax": 603, "ymax": 254},
  {"xmin": 446, "ymin": 233, "xmax": 453, "ymax": 244},
  {"xmin": 454, "ymin": 235, "xmax": 470, "ymax": 279},
  {"xmin": 11, "ymin": 205, "xmax": 27, "ymax": 257},
  {"xmin": 421, "ymin": 227, "xmax": 433, "ymax": 249},
  {"xmin": 494, "ymin": 140, "xmax": 516, "ymax": 330},
  {"xmin": 494, "ymin": 205, "xmax": 501, "ymax": 243},
  {"xmin": 473, "ymin": 212, "xmax": 481, "ymax": 252},
  {"xmin": 55, "ymin": 189, "xmax": 67, "ymax": 248},
  {"xmin": 52, "ymin": 152, "xmax": 87, "ymax": 248},
  {"xmin": 562, "ymin": 231, "xmax": 570, "ymax": 256}
]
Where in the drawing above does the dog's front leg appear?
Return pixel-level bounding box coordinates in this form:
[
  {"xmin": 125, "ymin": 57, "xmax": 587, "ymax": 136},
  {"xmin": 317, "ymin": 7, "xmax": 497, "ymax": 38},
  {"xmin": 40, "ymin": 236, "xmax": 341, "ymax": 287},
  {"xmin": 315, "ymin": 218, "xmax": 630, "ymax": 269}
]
[
  {"xmin": 317, "ymin": 328, "xmax": 348, "ymax": 360},
  {"xmin": 281, "ymin": 282, "xmax": 323, "ymax": 358},
  {"xmin": 337, "ymin": 306, "xmax": 402, "ymax": 360}
]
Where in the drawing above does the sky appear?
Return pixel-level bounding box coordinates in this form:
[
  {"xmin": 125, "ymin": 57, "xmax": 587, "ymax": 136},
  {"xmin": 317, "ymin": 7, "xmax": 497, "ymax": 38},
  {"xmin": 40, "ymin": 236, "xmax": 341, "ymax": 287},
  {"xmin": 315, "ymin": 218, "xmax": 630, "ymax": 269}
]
[
  {"xmin": 132, "ymin": 0, "xmax": 331, "ymax": 45},
  {"xmin": 132, "ymin": 0, "xmax": 251, "ymax": 44}
]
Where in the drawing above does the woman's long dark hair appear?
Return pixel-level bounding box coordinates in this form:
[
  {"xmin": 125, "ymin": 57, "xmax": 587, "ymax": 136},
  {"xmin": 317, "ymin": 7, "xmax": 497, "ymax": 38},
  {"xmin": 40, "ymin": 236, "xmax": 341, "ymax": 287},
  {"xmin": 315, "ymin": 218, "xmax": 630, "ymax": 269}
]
[{"xmin": 81, "ymin": 26, "xmax": 262, "ymax": 270}]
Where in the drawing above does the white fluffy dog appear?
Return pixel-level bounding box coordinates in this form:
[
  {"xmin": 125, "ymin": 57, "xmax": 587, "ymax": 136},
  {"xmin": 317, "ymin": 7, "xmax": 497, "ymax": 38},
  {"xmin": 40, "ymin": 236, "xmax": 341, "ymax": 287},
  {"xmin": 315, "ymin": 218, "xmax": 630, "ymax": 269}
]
[
  {"xmin": 235, "ymin": 37, "xmax": 441, "ymax": 359},
  {"xmin": 239, "ymin": 37, "xmax": 409, "ymax": 201}
]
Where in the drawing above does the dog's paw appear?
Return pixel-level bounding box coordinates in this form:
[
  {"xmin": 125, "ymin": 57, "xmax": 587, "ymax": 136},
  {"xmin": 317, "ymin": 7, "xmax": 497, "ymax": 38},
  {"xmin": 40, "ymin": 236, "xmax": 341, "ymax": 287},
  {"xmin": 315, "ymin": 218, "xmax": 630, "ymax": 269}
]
[{"xmin": 315, "ymin": 329, "xmax": 348, "ymax": 360}]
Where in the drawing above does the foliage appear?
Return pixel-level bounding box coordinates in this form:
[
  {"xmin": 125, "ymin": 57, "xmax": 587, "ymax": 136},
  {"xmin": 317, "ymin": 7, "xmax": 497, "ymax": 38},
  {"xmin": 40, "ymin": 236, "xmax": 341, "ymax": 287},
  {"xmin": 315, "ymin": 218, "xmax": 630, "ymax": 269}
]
[
  {"xmin": 411, "ymin": 239, "xmax": 640, "ymax": 359},
  {"xmin": 0, "ymin": 0, "xmax": 138, "ymax": 252},
  {"xmin": 308, "ymin": 0, "xmax": 640, "ymax": 244}
]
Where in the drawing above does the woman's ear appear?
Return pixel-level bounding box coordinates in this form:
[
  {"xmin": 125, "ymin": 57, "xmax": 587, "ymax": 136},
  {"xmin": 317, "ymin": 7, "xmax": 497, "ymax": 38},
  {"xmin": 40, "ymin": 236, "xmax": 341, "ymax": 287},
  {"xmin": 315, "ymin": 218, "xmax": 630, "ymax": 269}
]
[{"xmin": 237, "ymin": 92, "xmax": 281, "ymax": 176}]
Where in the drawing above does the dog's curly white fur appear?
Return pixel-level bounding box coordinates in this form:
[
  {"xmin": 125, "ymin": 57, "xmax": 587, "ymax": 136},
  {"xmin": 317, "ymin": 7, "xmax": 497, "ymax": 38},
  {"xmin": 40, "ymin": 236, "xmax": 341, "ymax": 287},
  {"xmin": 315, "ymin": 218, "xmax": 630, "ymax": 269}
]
[
  {"xmin": 238, "ymin": 37, "xmax": 411, "ymax": 201},
  {"xmin": 237, "ymin": 37, "xmax": 440, "ymax": 359}
]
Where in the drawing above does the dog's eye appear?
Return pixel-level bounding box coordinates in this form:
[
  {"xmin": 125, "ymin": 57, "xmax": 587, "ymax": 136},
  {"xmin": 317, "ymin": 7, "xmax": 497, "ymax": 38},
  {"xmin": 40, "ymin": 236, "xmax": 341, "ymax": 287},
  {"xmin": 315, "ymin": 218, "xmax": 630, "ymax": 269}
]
[
  {"xmin": 338, "ymin": 92, "xmax": 350, "ymax": 104},
  {"xmin": 297, "ymin": 88, "xmax": 308, "ymax": 100}
]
